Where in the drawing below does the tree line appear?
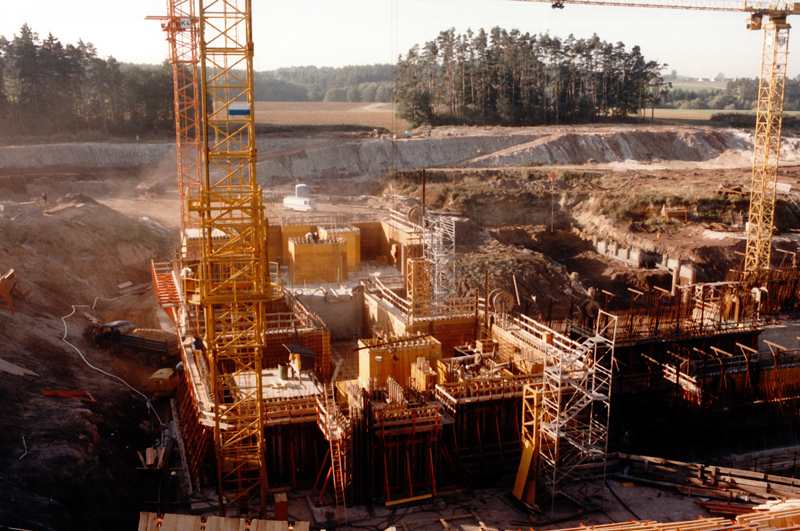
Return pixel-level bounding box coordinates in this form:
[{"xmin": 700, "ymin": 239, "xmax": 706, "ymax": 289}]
[
  {"xmin": 394, "ymin": 27, "xmax": 667, "ymax": 127},
  {"xmin": 4, "ymin": 23, "xmax": 797, "ymax": 142},
  {"xmin": 254, "ymin": 65, "xmax": 394, "ymax": 103},
  {"xmin": 661, "ymin": 78, "xmax": 800, "ymax": 111},
  {"xmin": 0, "ymin": 24, "xmax": 174, "ymax": 141}
]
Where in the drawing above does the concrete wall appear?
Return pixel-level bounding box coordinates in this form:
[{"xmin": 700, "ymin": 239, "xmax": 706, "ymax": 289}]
[
  {"xmin": 281, "ymin": 224, "xmax": 315, "ymax": 265},
  {"xmin": 297, "ymin": 290, "xmax": 363, "ymax": 340},
  {"xmin": 363, "ymin": 293, "xmax": 408, "ymax": 338},
  {"xmin": 267, "ymin": 225, "xmax": 283, "ymax": 264},
  {"xmin": 408, "ymin": 317, "xmax": 477, "ymax": 357},
  {"xmin": 353, "ymin": 222, "xmax": 385, "ymax": 262},
  {"xmin": 319, "ymin": 226, "xmax": 361, "ymax": 272},
  {"xmin": 381, "ymin": 221, "xmax": 423, "ymax": 277}
]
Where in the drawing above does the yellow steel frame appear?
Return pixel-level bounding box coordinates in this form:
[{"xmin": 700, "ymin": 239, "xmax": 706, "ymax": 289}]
[
  {"xmin": 196, "ymin": 0, "xmax": 279, "ymax": 518},
  {"xmin": 744, "ymin": 19, "xmax": 790, "ymax": 275},
  {"xmin": 149, "ymin": 1, "xmax": 203, "ymax": 234},
  {"xmin": 167, "ymin": 0, "xmax": 202, "ymax": 233}
]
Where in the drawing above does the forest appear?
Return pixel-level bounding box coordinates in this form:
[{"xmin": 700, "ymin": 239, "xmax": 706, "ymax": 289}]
[
  {"xmin": 0, "ymin": 25, "xmax": 174, "ymax": 141},
  {"xmin": 393, "ymin": 28, "xmax": 667, "ymax": 127},
  {"xmin": 2, "ymin": 23, "xmax": 798, "ymax": 142}
]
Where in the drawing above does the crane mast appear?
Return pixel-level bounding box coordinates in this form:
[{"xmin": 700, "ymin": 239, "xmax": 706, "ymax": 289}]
[
  {"xmin": 745, "ymin": 17, "xmax": 790, "ymax": 274},
  {"xmin": 148, "ymin": 0, "xmax": 203, "ymax": 235},
  {"xmin": 516, "ymin": 0, "xmax": 799, "ymax": 277},
  {"xmin": 195, "ymin": 0, "xmax": 277, "ymax": 517},
  {"xmin": 154, "ymin": 0, "xmax": 283, "ymax": 518}
]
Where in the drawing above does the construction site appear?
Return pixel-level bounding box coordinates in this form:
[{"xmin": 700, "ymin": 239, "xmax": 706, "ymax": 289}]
[{"xmin": 8, "ymin": 1, "xmax": 800, "ymax": 531}]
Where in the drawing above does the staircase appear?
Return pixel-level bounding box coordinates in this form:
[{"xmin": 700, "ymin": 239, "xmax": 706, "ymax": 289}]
[
  {"xmin": 317, "ymin": 383, "xmax": 351, "ymax": 525},
  {"xmin": 151, "ymin": 261, "xmax": 182, "ymax": 323}
]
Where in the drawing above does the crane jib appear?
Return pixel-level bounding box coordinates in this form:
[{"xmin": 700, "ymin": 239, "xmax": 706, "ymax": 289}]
[{"xmin": 513, "ymin": 0, "xmax": 800, "ymax": 15}]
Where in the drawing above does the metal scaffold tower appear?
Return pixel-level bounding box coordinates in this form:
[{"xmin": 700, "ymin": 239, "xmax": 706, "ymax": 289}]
[
  {"xmin": 147, "ymin": 0, "xmax": 203, "ymax": 326},
  {"xmin": 191, "ymin": 0, "xmax": 282, "ymax": 517},
  {"xmin": 422, "ymin": 212, "xmax": 457, "ymax": 301},
  {"xmin": 538, "ymin": 311, "xmax": 616, "ymax": 511}
]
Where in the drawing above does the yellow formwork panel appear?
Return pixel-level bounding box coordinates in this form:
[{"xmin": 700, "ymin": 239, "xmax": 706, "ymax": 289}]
[
  {"xmin": 410, "ymin": 357, "xmax": 437, "ymax": 392},
  {"xmin": 381, "ymin": 221, "xmax": 419, "ymax": 246},
  {"xmin": 281, "ymin": 225, "xmax": 315, "ymax": 264},
  {"xmin": 358, "ymin": 336, "xmax": 442, "ymax": 389},
  {"xmin": 319, "ymin": 225, "xmax": 361, "ymax": 272},
  {"xmin": 288, "ymin": 238, "xmax": 346, "ymax": 284}
]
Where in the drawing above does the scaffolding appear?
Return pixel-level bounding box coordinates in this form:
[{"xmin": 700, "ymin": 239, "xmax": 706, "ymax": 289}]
[
  {"xmin": 422, "ymin": 212, "xmax": 457, "ymax": 301},
  {"xmin": 537, "ymin": 310, "xmax": 616, "ymax": 512}
]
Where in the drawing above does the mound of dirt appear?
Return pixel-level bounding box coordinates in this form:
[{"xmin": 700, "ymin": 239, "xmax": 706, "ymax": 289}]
[
  {"xmin": 0, "ymin": 192, "xmax": 177, "ymax": 530},
  {"xmin": 467, "ymin": 127, "xmax": 752, "ymax": 167}
]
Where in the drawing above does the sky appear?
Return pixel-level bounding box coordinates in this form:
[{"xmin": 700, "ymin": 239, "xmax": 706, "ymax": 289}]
[{"xmin": 0, "ymin": 0, "xmax": 788, "ymax": 80}]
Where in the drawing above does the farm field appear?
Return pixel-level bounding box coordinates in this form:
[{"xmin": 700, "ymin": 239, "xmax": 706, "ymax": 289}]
[
  {"xmin": 253, "ymin": 101, "xmax": 409, "ymax": 131},
  {"xmin": 670, "ymin": 81, "xmax": 728, "ymax": 92},
  {"xmin": 252, "ymin": 101, "xmax": 800, "ymax": 129}
]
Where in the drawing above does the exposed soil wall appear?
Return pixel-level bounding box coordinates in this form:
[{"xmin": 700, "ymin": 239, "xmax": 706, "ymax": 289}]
[
  {"xmin": 467, "ymin": 128, "xmax": 752, "ymax": 166},
  {"xmin": 0, "ymin": 142, "xmax": 174, "ymax": 170},
  {"xmin": 6, "ymin": 127, "xmax": 800, "ymax": 185}
]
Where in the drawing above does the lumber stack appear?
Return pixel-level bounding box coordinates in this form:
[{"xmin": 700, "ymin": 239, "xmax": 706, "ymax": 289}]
[
  {"xmin": 616, "ymin": 454, "xmax": 800, "ymax": 503},
  {"xmin": 737, "ymin": 500, "xmax": 800, "ymax": 531}
]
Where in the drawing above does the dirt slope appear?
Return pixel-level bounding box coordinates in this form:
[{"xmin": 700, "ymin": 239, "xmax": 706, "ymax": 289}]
[{"xmin": 0, "ymin": 193, "xmax": 176, "ymax": 530}]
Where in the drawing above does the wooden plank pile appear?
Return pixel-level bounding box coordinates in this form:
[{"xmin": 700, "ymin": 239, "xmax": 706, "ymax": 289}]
[
  {"xmin": 617, "ymin": 454, "xmax": 800, "ymax": 503},
  {"xmin": 737, "ymin": 500, "xmax": 800, "ymax": 530},
  {"xmin": 726, "ymin": 447, "xmax": 800, "ymax": 478},
  {"xmin": 558, "ymin": 500, "xmax": 800, "ymax": 531},
  {"xmin": 138, "ymin": 512, "xmax": 309, "ymax": 531}
]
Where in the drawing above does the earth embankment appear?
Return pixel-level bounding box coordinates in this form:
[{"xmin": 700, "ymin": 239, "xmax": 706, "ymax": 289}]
[{"xmin": 0, "ymin": 126, "xmax": 772, "ymax": 184}]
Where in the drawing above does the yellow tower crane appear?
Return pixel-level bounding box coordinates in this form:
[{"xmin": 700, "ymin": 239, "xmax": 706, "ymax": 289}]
[
  {"xmin": 153, "ymin": 0, "xmax": 283, "ymax": 518},
  {"xmin": 516, "ymin": 0, "xmax": 800, "ymax": 278}
]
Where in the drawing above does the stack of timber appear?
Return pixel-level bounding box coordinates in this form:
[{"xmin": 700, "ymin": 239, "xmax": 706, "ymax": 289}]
[
  {"xmin": 554, "ymin": 500, "xmax": 800, "ymax": 531},
  {"xmin": 616, "ymin": 454, "xmax": 800, "ymax": 502},
  {"xmin": 137, "ymin": 512, "xmax": 310, "ymax": 531},
  {"xmin": 557, "ymin": 517, "xmax": 762, "ymax": 531},
  {"xmin": 737, "ymin": 500, "xmax": 800, "ymax": 530},
  {"xmin": 725, "ymin": 446, "xmax": 800, "ymax": 478}
]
